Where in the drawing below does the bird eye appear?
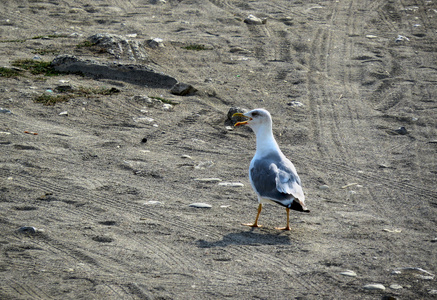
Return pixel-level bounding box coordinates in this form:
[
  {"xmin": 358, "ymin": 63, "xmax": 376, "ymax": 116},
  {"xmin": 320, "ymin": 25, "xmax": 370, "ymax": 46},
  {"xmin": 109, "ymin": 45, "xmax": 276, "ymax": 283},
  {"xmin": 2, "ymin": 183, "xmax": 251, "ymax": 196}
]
[{"xmin": 251, "ymin": 111, "xmax": 259, "ymax": 117}]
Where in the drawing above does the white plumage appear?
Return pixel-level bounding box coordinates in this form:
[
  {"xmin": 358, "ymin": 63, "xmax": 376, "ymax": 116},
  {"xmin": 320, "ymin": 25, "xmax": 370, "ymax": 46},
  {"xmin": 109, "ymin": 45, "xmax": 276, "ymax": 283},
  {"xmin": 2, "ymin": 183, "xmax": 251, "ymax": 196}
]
[{"xmin": 233, "ymin": 108, "xmax": 309, "ymax": 230}]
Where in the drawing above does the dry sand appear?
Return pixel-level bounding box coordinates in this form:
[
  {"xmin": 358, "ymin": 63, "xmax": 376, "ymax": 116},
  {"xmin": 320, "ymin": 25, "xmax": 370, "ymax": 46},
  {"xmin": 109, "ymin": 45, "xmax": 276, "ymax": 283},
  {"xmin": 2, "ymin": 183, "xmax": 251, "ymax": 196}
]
[{"xmin": 1, "ymin": 1, "xmax": 436, "ymax": 299}]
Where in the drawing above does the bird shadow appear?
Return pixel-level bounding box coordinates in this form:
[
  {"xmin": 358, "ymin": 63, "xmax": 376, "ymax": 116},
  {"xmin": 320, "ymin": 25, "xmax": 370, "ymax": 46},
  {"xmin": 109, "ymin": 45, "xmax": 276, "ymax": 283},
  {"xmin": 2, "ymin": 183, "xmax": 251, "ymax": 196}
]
[{"xmin": 196, "ymin": 228, "xmax": 293, "ymax": 248}]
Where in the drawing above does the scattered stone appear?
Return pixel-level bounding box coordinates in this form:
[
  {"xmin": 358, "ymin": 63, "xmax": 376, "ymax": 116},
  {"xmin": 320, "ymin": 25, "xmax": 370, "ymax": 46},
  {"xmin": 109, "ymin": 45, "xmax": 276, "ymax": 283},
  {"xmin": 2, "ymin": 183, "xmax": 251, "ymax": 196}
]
[
  {"xmin": 162, "ymin": 103, "xmax": 173, "ymax": 110},
  {"xmin": 391, "ymin": 267, "xmax": 435, "ymax": 279},
  {"xmin": 341, "ymin": 183, "xmax": 358, "ymax": 189},
  {"xmin": 429, "ymin": 290, "xmax": 437, "ymax": 295},
  {"xmin": 59, "ymin": 111, "xmax": 68, "ymax": 116},
  {"xmin": 389, "ymin": 284, "xmax": 403, "ymax": 290},
  {"xmin": 144, "ymin": 200, "xmax": 162, "ymax": 205},
  {"xmin": 218, "ymin": 182, "xmax": 244, "ymax": 187},
  {"xmin": 150, "ymin": 0, "xmax": 166, "ymax": 4},
  {"xmin": 92, "ymin": 235, "xmax": 114, "ymax": 243},
  {"xmin": 87, "ymin": 33, "xmax": 148, "ymax": 61},
  {"xmin": 147, "ymin": 37, "xmax": 164, "ymax": 48},
  {"xmin": 393, "ymin": 126, "xmax": 408, "ymax": 135},
  {"xmin": 229, "ymin": 46, "xmax": 251, "ymax": 54},
  {"xmin": 51, "ymin": 55, "xmax": 177, "ymax": 88},
  {"xmin": 194, "ymin": 161, "xmax": 214, "ymax": 170},
  {"xmin": 141, "ymin": 137, "xmax": 148, "ymax": 143},
  {"xmin": 244, "ymin": 14, "xmax": 267, "ymax": 25},
  {"xmin": 132, "ymin": 95, "xmax": 164, "ymax": 108},
  {"xmin": 318, "ymin": 185, "xmax": 330, "ymax": 190},
  {"xmin": 340, "ymin": 270, "xmax": 357, "ymax": 277},
  {"xmin": 170, "ymin": 82, "xmax": 197, "ymax": 96},
  {"xmin": 181, "ymin": 155, "xmax": 192, "ymax": 159},
  {"xmin": 225, "ymin": 126, "xmax": 234, "ymax": 131},
  {"xmin": 363, "ymin": 283, "xmax": 385, "ymax": 291},
  {"xmin": 18, "ymin": 226, "xmax": 37, "ymax": 234},
  {"xmin": 0, "ymin": 108, "xmax": 12, "ymax": 114},
  {"xmin": 287, "ymin": 101, "xmax": 304, "ymax": 107},
  {"xmin": 133, "ymin": 116, "xmax": 154, "ymax": 123},
  {"xmin": 366, "ymin": 34, "xmax": 378, "ymax": 39},
  {"xmin": 189, "ymin": 203, "xmax": 212, "ymax": 208},
  {"xmin": 194, "ymin": 178, "xmax": 222, "ymax": 182},
  {"xmin": 395, "ymin": 35, "xmax": 410, "ymax": 42},
  {"xmin": 383, "ymin": 228, "xmax": 402, "ymax": 233}
]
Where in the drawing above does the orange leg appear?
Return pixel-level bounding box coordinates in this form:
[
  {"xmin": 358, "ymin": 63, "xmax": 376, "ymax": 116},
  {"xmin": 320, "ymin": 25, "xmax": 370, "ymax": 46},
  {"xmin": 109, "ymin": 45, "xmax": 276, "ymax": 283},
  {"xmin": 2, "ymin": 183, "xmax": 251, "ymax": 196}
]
[
  {"xmin": 275, "ymin": 208, "xmax": 291, "ymax": 230},
  {"xmin": 242, "ymin": 203, "xmax": 262, "ymax": 228}
]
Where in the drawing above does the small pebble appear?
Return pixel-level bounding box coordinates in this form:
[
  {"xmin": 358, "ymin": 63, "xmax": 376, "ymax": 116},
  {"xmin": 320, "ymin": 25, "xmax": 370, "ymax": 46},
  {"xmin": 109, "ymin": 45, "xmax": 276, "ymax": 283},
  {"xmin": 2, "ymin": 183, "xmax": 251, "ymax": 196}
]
[
  {"xmin": 144, "ymin": 201, "xmax": 162, "ymax": 205},
  {"xmin": 18, "ymin": 226, "xmax": 37, "ymax": 234},
  {"xmin": 341, "ymin": 183, "xmax": 358, "ymax": 189},
  {"xmin": 319, "ymin": 185, "xmax": 330, "ymax": 190},
  {"xmin": 194, "ymin": 161, "xmax": 214, "ymax": 169},
  {"xmin": 194, "ymin": 178, "xmax": 222, "ymax": 182},
  {"xmin": 340, "ymin": 270, "xmax": 357, "ymax": 277},
  {"xmin": 181, "ymin": 154, "xmax": 192, "ymax": 159},
  {"xmin": 141, "ymin": 137, "xmax": 148, "ymax": 143},
  {"xmin": 162, "ymin": 103, "xmax": 173, "ymax": 110},
  {"xmin": 287, "ymin": 101, "xmax": 304, "ymax": 107},
  {"xmin": 244, "ymin": 14, "xmax": 266, "ymax": 25},
  {"xmin": 383, "ymin": 228, "xmax": 402, "ymax": 233},
  {"xmin": 366, "ymin": 34, "xmax": 378, "ymax": 39},
  {"xmin": 225, "ymin": 126, "xmax": 234, "ymax": 131},
  {"xmin": 218, "ymin": 182, "xmax": 244, "ymax": 187},
  {"xmin": 392, "ymin": 267, "xmax": 435, "ymax": 278},
  {"xmin": 393, "ymin": 126, "xmax": 408, "ymax": 135},
  {"xmin": 429, "ymin": 290, "xmax": 437, "ymax": 295},
  {"xmin": 0, "ymin": 108, "xmax": 12, "ymax": 114},
  {"xmin": 59, "ymin": 111, "xmax": 68, "ymax": 116},
  {"xmin": 189, "ymin": 203, "xmax": 212, "ymax": 209},
  {"xmin": 363, "ymin": 283, "xmax": 385, "ymax": 291},
  {"xmin": 389, "ymin": 284, "xmax": 403, "ymax": 290},
  {"xmin": 133, "ymin": 116, "xmax": 154, "ymax": 123}
]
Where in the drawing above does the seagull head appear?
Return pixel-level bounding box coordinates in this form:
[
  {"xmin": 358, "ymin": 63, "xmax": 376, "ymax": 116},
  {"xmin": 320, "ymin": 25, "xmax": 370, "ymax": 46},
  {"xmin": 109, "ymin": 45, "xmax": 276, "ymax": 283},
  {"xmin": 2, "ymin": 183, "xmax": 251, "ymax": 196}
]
[{"xmin": 232, "ymin": 109, "xmax": 272, "ymax": 133}]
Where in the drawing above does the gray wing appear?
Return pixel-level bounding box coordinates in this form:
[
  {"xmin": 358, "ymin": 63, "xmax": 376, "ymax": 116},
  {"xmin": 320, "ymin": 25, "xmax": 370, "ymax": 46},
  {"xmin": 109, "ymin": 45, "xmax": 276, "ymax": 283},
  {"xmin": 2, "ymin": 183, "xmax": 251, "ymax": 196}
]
[{"xmin": 249, "ymin": 152, "xmax": 305, "ymax": 203}]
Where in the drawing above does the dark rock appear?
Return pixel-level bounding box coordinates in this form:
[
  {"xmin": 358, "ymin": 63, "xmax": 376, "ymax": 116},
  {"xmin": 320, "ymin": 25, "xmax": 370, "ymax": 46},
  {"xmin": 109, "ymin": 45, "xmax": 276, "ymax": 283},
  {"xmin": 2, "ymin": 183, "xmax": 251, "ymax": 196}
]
[
  {"xmin": 393, "ymin": 126, "xmax": 408, "ymax": 135},
  {"xmin": 170, "ymin": 83, "xmax": 197, "ymax": 96},
  {"xmin": 18, "ymin": 226, "xmax": 37, "ymax": 234},
  {"xmin": 51, "ymin": 55, "xmax": 177, "ymax": 88},
  {"xmin": 224, "ymin": 107, "xmax": 247, "ymax": 126}
]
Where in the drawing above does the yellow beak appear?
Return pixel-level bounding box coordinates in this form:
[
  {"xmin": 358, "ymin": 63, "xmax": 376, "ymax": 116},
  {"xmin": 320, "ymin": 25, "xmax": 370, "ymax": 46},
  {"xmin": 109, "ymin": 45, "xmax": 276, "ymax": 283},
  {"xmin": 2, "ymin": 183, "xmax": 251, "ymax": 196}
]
[{"xmin": 232, "ymin": 112, "xmax": 251, "ymax": 127}]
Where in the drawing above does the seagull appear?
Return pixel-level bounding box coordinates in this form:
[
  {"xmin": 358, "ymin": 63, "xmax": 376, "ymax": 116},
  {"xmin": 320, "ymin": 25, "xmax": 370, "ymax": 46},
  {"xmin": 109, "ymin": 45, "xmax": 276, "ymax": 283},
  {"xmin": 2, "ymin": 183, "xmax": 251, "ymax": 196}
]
[{"xmin": 233, "ymin": 109, "xmax": 309, "ymax": 230}]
